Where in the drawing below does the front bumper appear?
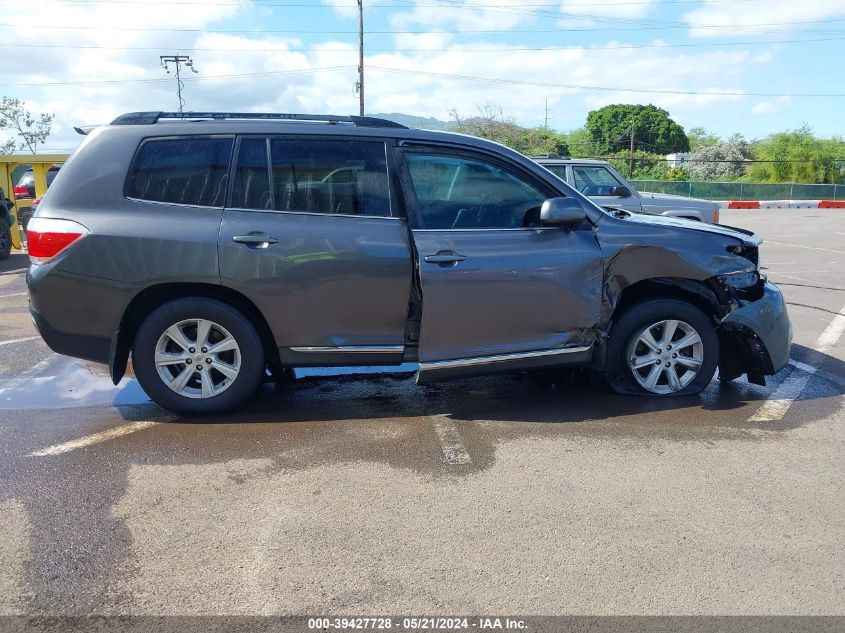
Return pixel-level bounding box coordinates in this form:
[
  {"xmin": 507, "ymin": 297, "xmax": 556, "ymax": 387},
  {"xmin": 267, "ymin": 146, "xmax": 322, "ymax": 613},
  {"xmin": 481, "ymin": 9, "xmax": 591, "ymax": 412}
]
[{"xmin": 718, "ymin": 281, "xmax": 792, "ymax": 382}]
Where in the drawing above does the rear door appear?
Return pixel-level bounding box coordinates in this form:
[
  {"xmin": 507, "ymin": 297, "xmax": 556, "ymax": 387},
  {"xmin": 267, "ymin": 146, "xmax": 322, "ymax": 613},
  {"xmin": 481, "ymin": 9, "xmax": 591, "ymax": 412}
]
[
  {"xmin": 218, "ymin": 135, "xmax": 414, "ymax": 366},
  {"xmin": 397, "ymin": 146, "xmax": 603, "ymax": 379},
  {"xmin": 571, "ymin": 164, "xmax": 642, "ymax": 211}
]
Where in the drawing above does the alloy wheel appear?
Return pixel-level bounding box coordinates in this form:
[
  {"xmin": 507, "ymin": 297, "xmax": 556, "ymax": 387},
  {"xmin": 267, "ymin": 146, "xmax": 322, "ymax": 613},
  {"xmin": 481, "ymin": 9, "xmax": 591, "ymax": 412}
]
[
  {"xmin": 627, "ymin": 319, "xmax": 704, "ymax": 395},
  {"xmin": 154, "ymin": 318, "xmax": 241, "ymax": 399}
]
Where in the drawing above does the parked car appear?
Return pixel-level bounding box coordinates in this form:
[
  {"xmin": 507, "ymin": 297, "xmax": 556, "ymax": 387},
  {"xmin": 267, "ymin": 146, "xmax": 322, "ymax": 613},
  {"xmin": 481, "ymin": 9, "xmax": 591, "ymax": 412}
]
[
  {"xmin": 27, "ymin": 111, "xmax": 790, "ymax": 415},
  {"xmin": 534, "ymin": 156, "xmax": 720, "ymax": 223},
  {"xmin": 14, "ymin": 166, "xmax": 61, "ymax": 234},
  {"xmin": 14, "ymin": 166, "xmax": 60, "ymax": 199},
  {"xmin": 0, "ymin": 189, "xmax": 13, "ymax": 260}
]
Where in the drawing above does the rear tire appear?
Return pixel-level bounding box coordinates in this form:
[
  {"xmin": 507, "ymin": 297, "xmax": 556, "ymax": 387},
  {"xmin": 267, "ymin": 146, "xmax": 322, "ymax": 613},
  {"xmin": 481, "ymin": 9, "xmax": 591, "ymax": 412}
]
[
  {"xmin": 606, "ymin": 299, "xmax": 718, "ymax": 396},
  {"xmin": 132, "ymin": 298, "xmax": 265, "ymax": 416},
  {"xmin": 0, "ymin": 220, "xmax": 11, "ymax": 260}
]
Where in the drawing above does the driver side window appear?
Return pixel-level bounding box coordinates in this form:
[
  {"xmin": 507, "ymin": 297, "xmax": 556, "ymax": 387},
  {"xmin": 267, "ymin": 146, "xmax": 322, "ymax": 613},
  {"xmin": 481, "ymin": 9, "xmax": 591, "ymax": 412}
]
[
  {"xmin": 572, "ymin": 166, "xmax": 623, "ymax": 196},
  {"xmin": 406, "ymin": 153, "xmax": 547, "ymax": 229}
]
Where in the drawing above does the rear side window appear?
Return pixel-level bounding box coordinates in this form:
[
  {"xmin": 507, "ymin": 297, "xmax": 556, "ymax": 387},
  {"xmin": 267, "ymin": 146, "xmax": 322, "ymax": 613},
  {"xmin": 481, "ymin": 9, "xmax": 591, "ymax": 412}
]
[
  {"xmin": 127, "ymin": 137, "xmax": 233, "ymax": 207},
  {"xmin": 270, "ymin": 138, "xmax": 392, "ymax": 217}
]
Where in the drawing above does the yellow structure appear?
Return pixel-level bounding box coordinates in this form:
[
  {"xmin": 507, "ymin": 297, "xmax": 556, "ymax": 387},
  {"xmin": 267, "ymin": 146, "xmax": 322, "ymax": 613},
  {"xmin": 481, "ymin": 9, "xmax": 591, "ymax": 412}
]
[{"xmin": 0, "ymin": 154, "xmax": 70, "ymax": 249}]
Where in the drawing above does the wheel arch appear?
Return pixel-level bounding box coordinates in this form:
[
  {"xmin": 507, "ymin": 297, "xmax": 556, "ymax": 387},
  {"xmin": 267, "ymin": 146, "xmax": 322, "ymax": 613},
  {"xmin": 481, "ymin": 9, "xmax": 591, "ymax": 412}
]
[
  {"xmin": 610, "ymin": 277, "xmax": 723, "ymax": 328},
  {"xmin": 110, "ymin": 282, "xmax": 279, "ymax": 384}
]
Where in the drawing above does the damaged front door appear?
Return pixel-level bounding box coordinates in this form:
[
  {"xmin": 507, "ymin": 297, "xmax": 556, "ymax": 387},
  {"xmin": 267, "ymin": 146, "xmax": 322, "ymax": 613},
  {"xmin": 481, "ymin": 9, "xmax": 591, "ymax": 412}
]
[{"xmin": 398, "ymin": 148, "xmax": 604, "ymax": 381}]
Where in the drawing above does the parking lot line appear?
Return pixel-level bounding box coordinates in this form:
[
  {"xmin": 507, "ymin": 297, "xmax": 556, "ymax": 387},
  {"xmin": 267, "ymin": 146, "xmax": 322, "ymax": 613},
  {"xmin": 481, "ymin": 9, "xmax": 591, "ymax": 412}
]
[
  {"xmin": 0, "ymin": 336, "xmax": 40, "ymax": 347},
  {"xmin": 432, "ymin": 416, "xmax": 472, "ymax": 465},
  {"xmin": 765, "ymin": 241, "xmax": 845, "ymax": 255},
  {"xmin": 0, "ymin": 291, "xmax": 27, "ymax": 298},
  {"xmin": 28, "ymin": 420, "xmax": 160, "ymax": 457},
  {"xmin": 749, "ymin": 305, "xmax": 845, "ymax": 423}
]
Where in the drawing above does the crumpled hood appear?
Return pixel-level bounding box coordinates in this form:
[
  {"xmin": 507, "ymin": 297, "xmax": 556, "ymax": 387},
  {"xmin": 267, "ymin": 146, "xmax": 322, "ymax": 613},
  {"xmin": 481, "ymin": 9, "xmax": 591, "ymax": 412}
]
[{"xmin": 613, "ymin": 209, "xmax": 761, "ymax": 246}]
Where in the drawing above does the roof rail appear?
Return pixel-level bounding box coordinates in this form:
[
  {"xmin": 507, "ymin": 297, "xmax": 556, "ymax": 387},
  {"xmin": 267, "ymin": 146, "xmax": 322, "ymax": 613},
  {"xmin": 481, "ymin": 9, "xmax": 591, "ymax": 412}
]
[
  {"xmin": 110, "ymin": 111, "xmax": 408, "ymax": 129},
  {"xmin": 530, "ymin": 153, "xmax": 571, "ymax": 159}
]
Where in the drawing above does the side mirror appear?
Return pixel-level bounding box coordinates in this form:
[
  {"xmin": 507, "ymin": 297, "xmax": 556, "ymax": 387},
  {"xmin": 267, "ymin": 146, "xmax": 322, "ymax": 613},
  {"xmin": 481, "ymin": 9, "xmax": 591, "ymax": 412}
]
[
  {"xmin": 540, "ymin": 197, "xmax": 586, "ymax": 227},
  {"xmin": 609, "ymin": 185, "xmax": 632, "ymax": 198}
]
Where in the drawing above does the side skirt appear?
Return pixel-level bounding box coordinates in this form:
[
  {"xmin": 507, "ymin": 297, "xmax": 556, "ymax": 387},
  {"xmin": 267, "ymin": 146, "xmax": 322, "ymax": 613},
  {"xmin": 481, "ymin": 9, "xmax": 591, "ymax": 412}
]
[{"xmin": 416, "ymin": 346, "xmax": 593, "ymax": 384}]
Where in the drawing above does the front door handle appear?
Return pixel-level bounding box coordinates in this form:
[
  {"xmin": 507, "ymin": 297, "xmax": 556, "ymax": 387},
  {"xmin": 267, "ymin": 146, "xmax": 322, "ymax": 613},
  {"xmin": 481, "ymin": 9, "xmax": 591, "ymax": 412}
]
[
  {"xmin": 232, "ymin": 233, "xmax": 278, "ymax": 247},
  {"xmin": 424, "ymin": 251, "xmax": 467, "ymax": 265}
]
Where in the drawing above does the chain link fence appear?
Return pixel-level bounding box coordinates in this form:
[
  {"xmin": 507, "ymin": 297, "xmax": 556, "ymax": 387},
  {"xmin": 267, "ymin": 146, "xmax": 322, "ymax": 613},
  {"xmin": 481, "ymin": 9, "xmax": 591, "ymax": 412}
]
[{"xmin": 629, "ymin": 180, "xmax": 844, "ymax": 201}]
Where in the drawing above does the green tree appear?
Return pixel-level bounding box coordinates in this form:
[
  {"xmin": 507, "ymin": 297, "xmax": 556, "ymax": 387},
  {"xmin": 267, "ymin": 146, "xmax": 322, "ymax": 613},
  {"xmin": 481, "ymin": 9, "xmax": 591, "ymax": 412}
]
[
  {"xmin": 562, "ymin": 127, "xmax": 598, "ymax": 157},
  {"xmin": 747, "ymin": 126, "xmax": 845, "ymax": 184},
  {"xmin": 604, "ymin": 149, "xmax": 669, "ymax": 179},
  {"xmin": 687, "ymin": 127, "xmax": 720, "ymax": 151},
  {"xmin": 0, "ymin": 97, "xmax": 53, "ymax": 154},
  {"xmin": 448, "ymin": 102, "xmax": 569, "ymax": 156},
  {"xmin": 585, "ymin": 104, "xmax": 689, "ymax": 156}
]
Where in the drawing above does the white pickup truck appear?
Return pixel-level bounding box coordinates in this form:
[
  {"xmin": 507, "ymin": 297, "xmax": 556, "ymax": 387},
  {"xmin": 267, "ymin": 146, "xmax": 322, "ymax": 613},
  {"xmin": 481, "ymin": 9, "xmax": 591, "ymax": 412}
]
[{"xmin": 535, "ymin": 156, "xmax": 720, "ymax": 224}]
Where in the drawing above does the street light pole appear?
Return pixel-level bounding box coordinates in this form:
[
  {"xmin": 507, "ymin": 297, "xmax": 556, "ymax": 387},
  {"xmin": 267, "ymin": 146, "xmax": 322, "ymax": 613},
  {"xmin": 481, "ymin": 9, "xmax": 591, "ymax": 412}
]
[{"xmin": 160, "ymin": 54, "xmax": 198, "ymax": 114}]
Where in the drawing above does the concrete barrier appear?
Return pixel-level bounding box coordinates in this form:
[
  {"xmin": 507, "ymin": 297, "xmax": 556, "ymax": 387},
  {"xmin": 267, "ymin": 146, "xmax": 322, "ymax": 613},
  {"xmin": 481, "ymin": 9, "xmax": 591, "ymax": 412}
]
[{"xmin": 725, "ymin": 200, "xmax": 845, "ymax": 210}]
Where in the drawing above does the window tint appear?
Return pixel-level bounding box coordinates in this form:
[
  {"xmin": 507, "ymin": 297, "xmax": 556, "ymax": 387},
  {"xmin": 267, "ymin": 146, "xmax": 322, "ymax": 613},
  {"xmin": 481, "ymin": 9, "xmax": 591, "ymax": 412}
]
[
  {"xmin": 270, "ymin": 139, "xmax": 391, "ymax": 217},
  {"xmin": 232, "ymin": 138, "xmax": 271, "ymax": 209},
  {"xmin": 572, "ymin": 166, "xmax": 623, "ymax": 196},
  {"xmin": 127, "ymin": 137, "xmax": 233, "ymax": 207},
  {"xmin": 543, "ymin": 165, "xmax": 568, "ymax": 182},
  {"xmin": 406, "ymin": 154, "xmax": 547, "ymax": 229}
]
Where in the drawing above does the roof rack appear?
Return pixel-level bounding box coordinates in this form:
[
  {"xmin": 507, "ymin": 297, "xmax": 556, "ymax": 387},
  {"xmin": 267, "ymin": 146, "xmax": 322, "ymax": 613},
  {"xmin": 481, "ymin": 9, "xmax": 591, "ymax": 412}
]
[{"xmin": 110, "ymin": 111, "xmax": 408, "ymax": 129}]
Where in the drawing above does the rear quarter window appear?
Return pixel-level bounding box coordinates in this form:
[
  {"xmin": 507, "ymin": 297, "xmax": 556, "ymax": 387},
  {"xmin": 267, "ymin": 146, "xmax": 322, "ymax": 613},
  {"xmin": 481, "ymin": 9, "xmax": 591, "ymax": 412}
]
[{"xmin": 126, "ymin": 137, "xmax": 234, "ymax": 207}]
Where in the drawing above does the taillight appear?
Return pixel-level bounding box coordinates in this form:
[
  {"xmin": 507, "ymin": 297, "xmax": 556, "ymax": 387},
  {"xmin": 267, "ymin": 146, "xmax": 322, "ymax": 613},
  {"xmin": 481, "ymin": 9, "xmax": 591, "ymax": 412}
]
[
  {"xmin": 14, "ymin": 185, "xmax": 28, "ymax": 199},
  {"xmin": 26, "ymin": 217, "xmax": 89, "ymax": 264}
]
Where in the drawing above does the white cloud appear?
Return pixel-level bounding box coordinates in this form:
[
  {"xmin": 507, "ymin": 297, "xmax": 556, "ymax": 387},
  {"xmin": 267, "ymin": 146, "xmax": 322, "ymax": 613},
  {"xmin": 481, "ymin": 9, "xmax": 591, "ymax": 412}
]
[
  {"xmin": 0, "ymin": 0, "xmax": 779, "ymax": 152},
  {"xmin": 684, "ymin": 0, "xmax": 845, "ymax": 37},
  {"xmin": 560, "ymin": 0, "xmax": 659, "ymax": 20},
  {"xmin": 390, "ymin": 0, "xmax": 535, "ymax": 32},
  {"xmin": 752, "ymin": 96, "xmax": 792, "ymax": 115}
]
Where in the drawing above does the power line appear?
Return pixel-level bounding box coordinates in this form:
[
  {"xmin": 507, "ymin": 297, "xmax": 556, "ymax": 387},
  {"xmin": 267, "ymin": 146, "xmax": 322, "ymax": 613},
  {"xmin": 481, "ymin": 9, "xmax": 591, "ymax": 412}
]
[
  {"xmin": 0, "ymin": 66, "xmax": 352, "ymax": 87},
  {"xmin": 3, "ymin": 21, "xmax": 843, "ymax": 34},
  {"xmin": 5, "ymin": 35, "xmax": 843, "ymax": 53},
  {"xmin": 367, "ymin": 66, "xmax": 845, "ymax": 97}
]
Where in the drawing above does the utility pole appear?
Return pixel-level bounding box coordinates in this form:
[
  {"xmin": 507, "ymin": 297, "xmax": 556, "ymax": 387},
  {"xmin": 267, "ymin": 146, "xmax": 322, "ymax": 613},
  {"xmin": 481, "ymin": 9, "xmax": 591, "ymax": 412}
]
[
  {"xmin": 357, "ymin": 0, "xmax": 365, "ymax": 116},
  {"xmin": 628, "ymin": 117, "xmax": 636, "ymax": 178},
  {"xmin": 544, "ymin": 99, "xmax": 550, "ymax": 130},
  {"xmin": 160, "ymin": 54, "xmax": 198, "ymax": 114}
]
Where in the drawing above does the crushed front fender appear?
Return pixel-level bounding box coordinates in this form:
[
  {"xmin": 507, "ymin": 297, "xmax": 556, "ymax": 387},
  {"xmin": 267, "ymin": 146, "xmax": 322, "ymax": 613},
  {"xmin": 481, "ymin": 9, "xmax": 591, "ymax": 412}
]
[{"xmin": 718, "ymin": 281, "xmax": 792, "ymax": 384}]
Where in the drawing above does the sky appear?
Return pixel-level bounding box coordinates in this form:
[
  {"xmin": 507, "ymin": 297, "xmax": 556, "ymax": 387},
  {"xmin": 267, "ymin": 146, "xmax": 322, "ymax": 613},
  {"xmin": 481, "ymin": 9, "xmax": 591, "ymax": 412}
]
[{"xmin": 1, "ymin": 0, "xmax": 844, "ymax": 154}]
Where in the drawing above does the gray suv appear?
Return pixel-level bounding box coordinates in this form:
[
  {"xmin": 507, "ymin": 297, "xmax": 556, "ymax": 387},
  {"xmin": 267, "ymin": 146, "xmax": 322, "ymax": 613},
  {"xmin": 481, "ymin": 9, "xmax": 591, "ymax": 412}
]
[
  {"xmin": 27, "ymin": 112, "xmax": 791, "ymax": 415},
  {"xmin": 536, "ymin": 157, "xmax": 720, "ymax": 223}
]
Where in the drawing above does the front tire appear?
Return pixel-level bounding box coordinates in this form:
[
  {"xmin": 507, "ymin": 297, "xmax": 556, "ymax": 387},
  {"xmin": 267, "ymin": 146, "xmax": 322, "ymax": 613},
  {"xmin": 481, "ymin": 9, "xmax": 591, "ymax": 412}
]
[
  {"xmin": 606, "ymin": 299, "xmax": 718, "ymax": 396},
  {"xmin": 133, "ymin": 298, "xmax": 265, "ymax": 416}
]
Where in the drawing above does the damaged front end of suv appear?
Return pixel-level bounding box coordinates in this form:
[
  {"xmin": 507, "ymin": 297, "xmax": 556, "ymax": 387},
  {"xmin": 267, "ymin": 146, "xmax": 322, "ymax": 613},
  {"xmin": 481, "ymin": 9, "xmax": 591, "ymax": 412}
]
[{"xmin": 595, "ymin": 211, "xmax": 792, "ymax": 391}]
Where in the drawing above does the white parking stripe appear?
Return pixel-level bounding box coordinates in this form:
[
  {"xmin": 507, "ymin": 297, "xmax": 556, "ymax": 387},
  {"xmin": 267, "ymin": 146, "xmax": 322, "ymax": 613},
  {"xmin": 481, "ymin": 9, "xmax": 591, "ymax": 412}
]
[
  {"xmin": 432, "ymin": 416, "xmax": 471, "ymax": 465},
  {"xmin": 0, "ymin": 292, "xmax": 27, "ymax": 298},
  {"xmin": 29, "ymin": 421, "xmax": 159, "ymax": 457},
  {"xmin": 789, "ymin": 359, "xmax": 845, "ymax": 388},
  {"xmin": 0, "ymin": 336, "xmax": 39, "ymax": 347},
  {"xmin": 765, "ymin": 241, "xmax": 845, "ymax": 255},
  {"xmin": 749, "ymin": 306, "xmax": 845, "ymax": 423}
]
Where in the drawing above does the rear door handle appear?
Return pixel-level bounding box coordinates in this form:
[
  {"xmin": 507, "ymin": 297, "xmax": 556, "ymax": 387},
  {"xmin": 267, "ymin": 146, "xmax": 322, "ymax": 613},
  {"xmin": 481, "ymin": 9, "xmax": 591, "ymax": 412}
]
[
  {"xmin": 424, "ymin": 252, "xmax": 467, "ymax": 265},
  {"xmin": 232, "ymin": 233, "xmax": 278, "ymax": 247}
]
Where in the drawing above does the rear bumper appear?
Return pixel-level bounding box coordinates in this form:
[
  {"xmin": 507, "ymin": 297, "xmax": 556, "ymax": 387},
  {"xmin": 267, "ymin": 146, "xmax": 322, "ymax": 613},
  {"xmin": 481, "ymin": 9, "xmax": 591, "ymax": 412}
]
[
  {"xmin": 30, "ymin": 306, "xmax": 111, "ymax": 364},
  {"xmin": 27, "ymin": 264, "xmax": 129, "ymax": 366},
  {"xmin": 718, "ymin": 281, "xmax": 792, "ymax": 381}
]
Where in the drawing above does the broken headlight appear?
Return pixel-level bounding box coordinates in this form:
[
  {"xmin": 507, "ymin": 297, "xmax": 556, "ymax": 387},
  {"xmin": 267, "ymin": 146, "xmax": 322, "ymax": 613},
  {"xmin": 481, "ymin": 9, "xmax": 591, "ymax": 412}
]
[{"xmin": 719, "ymin": 271, "xmax": 760, "ymax": 289}]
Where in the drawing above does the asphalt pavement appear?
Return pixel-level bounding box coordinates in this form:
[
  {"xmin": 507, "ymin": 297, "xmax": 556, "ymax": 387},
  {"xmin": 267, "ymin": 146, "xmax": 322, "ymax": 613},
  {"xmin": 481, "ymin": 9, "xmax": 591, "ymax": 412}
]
[{"xmin": 0, "ymin": 211, "xmax": 843, "ymax": 616}]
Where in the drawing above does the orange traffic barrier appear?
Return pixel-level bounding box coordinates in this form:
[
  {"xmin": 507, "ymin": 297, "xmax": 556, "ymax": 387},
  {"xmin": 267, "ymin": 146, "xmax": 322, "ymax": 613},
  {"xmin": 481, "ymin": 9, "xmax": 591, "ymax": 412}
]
[
  {"xmin": 819, "ymin": 200, "xmax": 845, "ymax": 208},
  {"xmin": 728, "ymin": 201, "xmax": 760, "ymax": 209}
]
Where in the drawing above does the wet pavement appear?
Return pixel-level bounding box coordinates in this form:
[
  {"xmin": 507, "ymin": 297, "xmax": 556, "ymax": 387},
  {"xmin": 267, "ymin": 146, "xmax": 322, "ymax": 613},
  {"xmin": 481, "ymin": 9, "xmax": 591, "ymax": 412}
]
[{"xmin": 0, "ymin": 210, "xmax": 843, "ymax": 615}]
